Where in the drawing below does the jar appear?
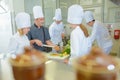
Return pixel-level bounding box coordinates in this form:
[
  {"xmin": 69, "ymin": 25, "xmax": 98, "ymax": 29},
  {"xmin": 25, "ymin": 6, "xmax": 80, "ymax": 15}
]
[
  {"xmin": 73, "ymin": 47, "xmax": 120, "ymax": 80},
  {"xmin": 9, "ymin": 47, "xmax": 47, "ymax": 80}
]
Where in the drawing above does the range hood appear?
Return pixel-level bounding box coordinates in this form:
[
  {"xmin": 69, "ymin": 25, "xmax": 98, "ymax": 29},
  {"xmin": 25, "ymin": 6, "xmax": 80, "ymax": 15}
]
[{"xmin": 111, "ymin": 0, "xmax": 120, "ymax": 5}]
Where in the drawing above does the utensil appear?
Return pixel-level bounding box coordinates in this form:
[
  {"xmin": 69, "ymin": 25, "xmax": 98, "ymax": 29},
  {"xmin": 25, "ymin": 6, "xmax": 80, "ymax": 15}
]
[{"xmin": 42, "ymin": 44, "xmax": 55, "ymax": 48}]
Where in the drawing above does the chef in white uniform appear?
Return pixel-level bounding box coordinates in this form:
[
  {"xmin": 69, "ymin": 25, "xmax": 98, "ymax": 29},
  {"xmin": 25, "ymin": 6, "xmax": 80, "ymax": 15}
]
[
  {"xmin": 49, "ymin": 8, "xmax": 65, "ymax": 45},
  {"xmin": 8, "ymin": 12, "xmax": 31, "ymax": 54},
  {"xmin": 84, "ymin": 11, "xmax": 113, "ymax": 54},
  {"xmin": 67, "ymin": 5, "xmax": 91, "ymax": 64}
]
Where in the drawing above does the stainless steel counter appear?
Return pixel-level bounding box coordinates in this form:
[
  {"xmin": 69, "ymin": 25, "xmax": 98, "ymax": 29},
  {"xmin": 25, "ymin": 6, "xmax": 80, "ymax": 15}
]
[{"xmin": 0, "ymin": 58, "xmax": 76, "ymax": 80}]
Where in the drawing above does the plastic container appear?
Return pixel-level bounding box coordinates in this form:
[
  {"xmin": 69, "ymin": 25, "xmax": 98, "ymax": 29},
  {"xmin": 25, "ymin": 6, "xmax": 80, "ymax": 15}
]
[
  {"xmin": 9, "ymin": 47, "xmax": 47, "ymax": 80},
  {"xmin": 73, "ymin": 47, "xmax": 120, "ymax": 80}
]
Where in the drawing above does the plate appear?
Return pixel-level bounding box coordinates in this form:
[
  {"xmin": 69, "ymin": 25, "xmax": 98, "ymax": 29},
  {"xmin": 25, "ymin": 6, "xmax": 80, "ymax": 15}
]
[{"xmin": 46, "ymin": 53, "xmax": 70, "ymax": 60}]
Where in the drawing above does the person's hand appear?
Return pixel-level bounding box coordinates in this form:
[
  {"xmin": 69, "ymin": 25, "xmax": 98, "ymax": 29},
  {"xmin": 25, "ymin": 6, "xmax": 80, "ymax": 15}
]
[
  {"xmin": 61, "ymin": 33, "xmax": 65, "ymax": 39},
  {"xmin": 63, "ymin": 59, "xmax": 69, "ymax": 64},
  {"xmin": 54, "ymin": 45, "xmax": 60, "ymax": 51},
  {"xmin": 34, "ymin": 39, "xmax": 43, "ymax": 46}
]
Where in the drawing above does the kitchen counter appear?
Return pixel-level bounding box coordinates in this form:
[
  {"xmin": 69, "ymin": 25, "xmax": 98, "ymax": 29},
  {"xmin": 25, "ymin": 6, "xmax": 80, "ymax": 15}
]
[
  {"xmin": 0, "ymin": 58, "xmax": 76, "ymax": 80},
  {"xmin": 0, "ymin": 54, "xmax": 120, "ymax": 80}
]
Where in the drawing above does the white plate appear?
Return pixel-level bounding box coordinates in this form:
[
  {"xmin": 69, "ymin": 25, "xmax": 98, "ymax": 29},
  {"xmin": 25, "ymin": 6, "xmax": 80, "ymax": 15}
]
[{"xmin": 46, "ymin": 53, "xmax": 69, "ymax": 60}]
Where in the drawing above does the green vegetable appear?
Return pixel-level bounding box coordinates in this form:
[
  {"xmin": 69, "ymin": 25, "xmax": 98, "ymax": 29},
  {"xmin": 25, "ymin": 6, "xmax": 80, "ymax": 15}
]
[
  {"xmin": 60, "ymin": 54, "xmax": 63, "ymax": 57},
  {"xmin": 62, "ymin": 40, "xmax": 70, "ymax": 54}
]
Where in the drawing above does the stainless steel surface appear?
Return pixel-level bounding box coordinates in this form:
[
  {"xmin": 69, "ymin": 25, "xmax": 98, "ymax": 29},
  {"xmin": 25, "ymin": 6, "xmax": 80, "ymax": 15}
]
[{"xmin": 0, "ymin": 59, "xmax": 76, "ymax": 80}]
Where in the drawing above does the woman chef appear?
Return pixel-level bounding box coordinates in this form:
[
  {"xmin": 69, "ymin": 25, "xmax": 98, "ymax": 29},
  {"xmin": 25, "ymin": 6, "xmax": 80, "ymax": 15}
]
[
  {"xmin": 67, "ymin": 5, "xmax": 91, "ymax": 64},
  {"xmin": 49, "ymin": 8, "xmax": 65, "ymax": 45},
  {"xmin": 8, "ymin": 12, "xmax": 31, "ymax": 54},
  {"xmin": 84, "ymin": 11, "xmax": 113, "ymax": 54}
]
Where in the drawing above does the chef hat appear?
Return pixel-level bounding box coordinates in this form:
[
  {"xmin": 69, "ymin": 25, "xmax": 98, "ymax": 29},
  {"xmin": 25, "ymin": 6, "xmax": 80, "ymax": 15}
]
[
  {"xmin": 84, "ymin": 11, "xmax": 94, "ymax": 23},
  {"xmin": 15, "ymin": 12, "xmax": 31, "ymax": 29},
  {"xmin": 33, "ymin": 6, "xmax": 44, "ymax": 19},
  {"xmin": 53, "ymin": 8, "xmax": 62, "ymax": 21},
  {"xmin": 67, "ymin": 4, "xmax": 84, "ymax": 24}
]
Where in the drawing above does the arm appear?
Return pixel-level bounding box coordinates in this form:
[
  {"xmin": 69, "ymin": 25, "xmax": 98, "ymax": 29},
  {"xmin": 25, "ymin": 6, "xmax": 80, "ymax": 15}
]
[
  {"xmin": 46, "ymin": 28, "xmax": 60, "ymax": 51},
  {"xmin": 46, "ymin": 40, "xmax": 54, "ymax": 46},
  {"xmin": 46, "ymin": 40, "xmax": 60, "ymax": 51},
  {"xmin": 30, "ymin": 39, "xmax": 43, "ymax": 46}
]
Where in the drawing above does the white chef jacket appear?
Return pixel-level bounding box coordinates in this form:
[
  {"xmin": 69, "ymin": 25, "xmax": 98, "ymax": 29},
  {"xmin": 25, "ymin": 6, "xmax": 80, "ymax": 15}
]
[
  {"xmin": 49, "ymin": 22, "xmax": 64, "ymax": 45},
  {"xmin": 69, "ymin": 26, "xmax": 91, "ymax": 64},
  {"xmin": 8, "ymin": 32, "xmax": 30, "ymax": 54},
  {"xmin": 89, "ymin": 21, "xmax": 113, "ymax": 54}
]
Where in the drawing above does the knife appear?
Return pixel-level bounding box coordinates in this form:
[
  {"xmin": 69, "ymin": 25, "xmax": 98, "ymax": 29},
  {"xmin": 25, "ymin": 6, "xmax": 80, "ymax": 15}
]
[{"xmin": 42, "ymin": 44, "xmax": 55, "ymax": 48}]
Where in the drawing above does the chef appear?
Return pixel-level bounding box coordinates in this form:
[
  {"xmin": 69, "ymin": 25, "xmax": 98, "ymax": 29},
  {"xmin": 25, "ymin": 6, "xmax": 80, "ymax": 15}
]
[
  {"xmin": 27, "ymin": 6, "xmax": 59, "ymax": 52},
  {"xmin": 49, "ymin": 8, "xmax": 65, "ymax": 45},
  {"xmin": 8, "ymin": 12, "xmax": 31, "ymax": 54},
  {"xmin": 67, "ymin": 5, "xmax": 91, "ymax": 64},
  {"xmin": 84, "ymin": 11, "xmax": 113, "ymax": 54}
]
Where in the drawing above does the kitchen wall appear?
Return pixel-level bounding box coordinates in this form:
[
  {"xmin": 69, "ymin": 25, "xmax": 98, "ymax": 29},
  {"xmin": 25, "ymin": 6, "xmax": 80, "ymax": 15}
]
[
  {"xmin": 24, "ymin": 0, "xmax": 42, "ymax": 24},
  {"xmin": 0, "ymin": 0, "xmax": 120, "ymax": 54},
  {"xmin": 12, "ymin": 0, "xmax": 25, "ymax": 14},
  {"xmin": 104, "ymin": 0, "xmax": 120, "ymax": 56},
  {"xmin": 43, "ymin": 0, "xmax": 57, "ymax": 27},
  {"xmin": 12, "ymin": 0, "xmax": 25, "ymax": 32},
  {"xmin": 104, "ymin": 0, "xmax": 120, "ymax": 23},
  {"xmin": 110, "ymin": 23, "xmax": 120, "ymax": 56}
]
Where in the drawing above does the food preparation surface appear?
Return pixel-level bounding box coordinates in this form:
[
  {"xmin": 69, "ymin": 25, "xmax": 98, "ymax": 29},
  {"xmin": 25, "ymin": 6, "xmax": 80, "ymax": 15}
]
[{"xmin": 0, "ymin": 59, "xmax": 75, "ymax": 80}]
